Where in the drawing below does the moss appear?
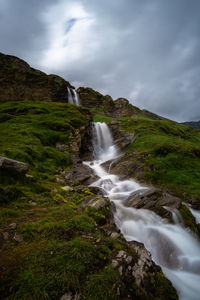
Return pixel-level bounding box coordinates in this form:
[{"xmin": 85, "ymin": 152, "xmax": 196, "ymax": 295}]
[
  {"xmin": 179, "ymin": 204, "xmax": 198, "ymax": 233},
  {"xmin": 81, "ymin": 266, "xmax": 120, "ymax": 300}
]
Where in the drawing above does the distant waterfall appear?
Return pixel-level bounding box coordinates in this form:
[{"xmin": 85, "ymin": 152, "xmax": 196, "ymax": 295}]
[
  {"xmin": 83, "ymin": 121, "xmax": 200, "ymax": 300},
  {"xmin": 67, "ymin": 87, "xmax": 80, "ymax": 106}
]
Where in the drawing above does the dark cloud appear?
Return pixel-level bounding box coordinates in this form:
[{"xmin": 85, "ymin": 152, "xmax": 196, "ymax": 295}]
[{"xmin": 0, "ymin": 0, "xmax": 200, "ymax": 121}]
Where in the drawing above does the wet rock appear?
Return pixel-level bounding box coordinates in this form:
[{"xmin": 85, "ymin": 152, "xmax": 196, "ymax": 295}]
[
  {"xmin": 0, "ymin": 156, "xmax": 29, "ymax": 174},
  {"xmin": 81, "ymin": 196, "xmax": 109, "ymax": 210},
  {"xmin": 126, "ymin": 188, "xmax": 181, "ymax": 219}
]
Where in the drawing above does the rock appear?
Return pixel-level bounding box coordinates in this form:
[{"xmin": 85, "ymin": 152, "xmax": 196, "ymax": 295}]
[
  {"xmin": 125, "ymin": 188, "xmax": 181, "ymax": 219},
  {"xmin": 55, "ymin": 176, "xmax": 65, "ymax": 184},
  {"xmin": 115, "ymin": 134, "xmax": 137, "ymax": 150},
  {"xmin": 77, "ymin": 87, "xmax": 141, "ymax": 118},
  {"xmin": 81, "ymin": 196, "xmax": 109, "ymax": 210},
  {"xmin": 112, "ymin": 98, "xmax": 138, "ymax": 118},
  {"xmin": 60, "ymin": 293, "xmax": 80, "ymax": 300},
  {"xmin": 29, "ymin": 201, "xmax": 37, "ymax": 206},
  {"xmin": 56, "ymin": 143, "xmax": 69, "ymax": 153},
  {"xmin": 25, "ymin": 174, "xmax": 34, "ymax": 179},
  {"xmin": 116, "ymin": 250, "xmax": 127, "ymax": 259},
  {"xmin": 88, "ymin": 186, "xmax": 103, "ymax": 195},
  {"xmin": 118, "ymin": 265, "xmax": 123, "ymax": 275},
  {"xmin": 2, "ymin": 232, "xmax": 9, "ymax": 240},
  {"xmin": 129, "ymin": 241, "xmax": 158, "ymax": 286},
  {"xmin": 7, "ymin": 223, "xmax": 17, "ymax": 230},
  {"xmin": 77, "ymin": 87, "xmax": 114, "ymax": 113},
  {"xmin": 0, "ymin": 52, "xmax": 73, "ymax": 102},
  {"xmin": 61, "ymin": 186, "xmax": 73, "ymax": 192},
  {"xmin": 63, "ymin": 164, "xmax": 97, "ymax": 185},
  {"xmin": 112, "ymin": 260, "xmax": 119, "ymax": 268},
  {"xmin": 106, "ymin": 152, "xmax": 150, "ymax": 181},
  {"xmin": 13, "ymin": 232, "xmax": 23, "ymax": 243},
  {"xmin": 110, "ymin": 232, "xmax": 121, "ymax": 239},
  {"xmin": 0, "ymin": 156, "xmax": 29, "ymax": 174}
]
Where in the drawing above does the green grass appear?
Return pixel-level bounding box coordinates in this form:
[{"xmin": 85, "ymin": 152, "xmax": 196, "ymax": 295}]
[
  {"xmin": 120, "ymin": 116, "xmax": 200, "ymax": 198},
  {"xmin": 94, "ymin": 113, "xmax": 200, "ymax": 199},
  {"xmin": 0, "ymin": 100, "xmax": 91, "ymax": 203}
]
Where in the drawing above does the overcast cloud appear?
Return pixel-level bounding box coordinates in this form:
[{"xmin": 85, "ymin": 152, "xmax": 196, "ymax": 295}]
[{"xmin": 0, "ymin": 0, "xmax": 200, "ymax": 121}]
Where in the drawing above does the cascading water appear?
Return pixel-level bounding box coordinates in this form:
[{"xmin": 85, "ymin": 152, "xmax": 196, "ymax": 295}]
[
  {"xmin": 72, "ymin": 89, "xmax": 80, "ymax": 106},
  {"xmin": 67, "ymin": 87, "xmax": 80, "ymax": 106},
  {"xmin": 84, "ymin": 122, "xmax": 200, "ymax": 300}
]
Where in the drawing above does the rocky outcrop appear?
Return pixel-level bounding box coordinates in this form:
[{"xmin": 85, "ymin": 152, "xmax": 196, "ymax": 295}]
[
  {"xmin": 77, "ymin": 87, "xmax": 141, "ymax": 118},
  {"xmin": 108, "ymin": 120, "xmax": 137, "ymax": 150},
  {"xmin": 125, "ymin": 188, "xmax": 181, "ymax": 219},
  {"xmin": 112, "ymin": 98, "xmax": 139, "ymax": 118},
  {"xmin": 0, "ymin": 52, "xmax": 73, "ymax": 102},
  {"xmin": 77, "ymin": 87, "xmax": 114, "ymax": 112},
  {"xmin": 0, "ymin": 156, "xmax": 29, "ymax": 174},
  {"xmin": 61, "ymin": 163, "xmax": 97, "ymax": 185}
]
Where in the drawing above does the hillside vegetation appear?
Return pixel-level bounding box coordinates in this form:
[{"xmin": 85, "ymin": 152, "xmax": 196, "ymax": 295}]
[{"xmin": 94, "ymin": 113, "xmax": 200, "ymax": 202}]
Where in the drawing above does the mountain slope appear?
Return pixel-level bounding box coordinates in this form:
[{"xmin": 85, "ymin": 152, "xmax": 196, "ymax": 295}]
[{"xmin": 1, "ymin": 52, "xmax": 197, "ymax": 299}]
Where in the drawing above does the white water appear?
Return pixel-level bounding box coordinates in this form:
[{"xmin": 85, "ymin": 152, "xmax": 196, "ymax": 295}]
[
  {"xmin": 84, "ymin": 122, "xmax": 200, "ymax": 300},
  {"xmin": 67, "ymin": 87, "xmax": 80, "ymax": 106}
]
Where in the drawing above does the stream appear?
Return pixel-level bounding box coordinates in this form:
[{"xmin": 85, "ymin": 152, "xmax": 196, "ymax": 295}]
[{"xmin": 83, "ymin": 122, "xmax": 200, "ymax": 300}]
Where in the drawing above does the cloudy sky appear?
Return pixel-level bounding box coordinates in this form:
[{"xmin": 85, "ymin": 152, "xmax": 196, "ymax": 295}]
[{"xmin": 0, "ymin": 0, "xmax": 200, "ymax": 122}]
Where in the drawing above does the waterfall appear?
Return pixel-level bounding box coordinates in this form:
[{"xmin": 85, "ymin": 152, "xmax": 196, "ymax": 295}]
[
  {"xmin": 72, "ymin": 89, "xmax": 81, "ymax": 106},
  {"xmin": 84, "ymin": 121, "xmax": 200, "ymax": 300},
  {"xmin": 92, "ymin": 122, "xmax": 118, "ymax": 162},
  {"xmin": 67, "ymin": 87, "xmax": 80, "ymax": 106}
]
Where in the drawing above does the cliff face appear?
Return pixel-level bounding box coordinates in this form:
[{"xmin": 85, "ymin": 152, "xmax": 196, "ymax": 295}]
[
  {"xmin": 78, "ymin": 86, "xmax": 140, "ymax": 118},
  {"xmin": 0, "ymin": 52, "xmax": 73, "ymax": 102}
]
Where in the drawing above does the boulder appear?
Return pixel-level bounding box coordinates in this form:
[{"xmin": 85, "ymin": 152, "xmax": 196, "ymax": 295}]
[
  {"xmin": 0, "ymin": 156, "xmax": 29, "ymax": 174},
  {"xmin": 63, "ymin": 163, "xmax": 97, "ymax": 185},
  {"xmin": 125, "ymin": 188, "xmax": 181, "ymax": 219}
]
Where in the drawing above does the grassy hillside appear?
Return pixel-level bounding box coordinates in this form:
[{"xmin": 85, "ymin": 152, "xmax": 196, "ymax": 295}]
[
  {"xmin": 0, "ymin": 100, "xmax": 119, "ymax": 299},
  {"xmin": 0, "ymin": 100, "xmax": 177, "ymax": 299},
  {"xmin": 94, "ymin": 114, "xmax": 200, "ymax": 202}
]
